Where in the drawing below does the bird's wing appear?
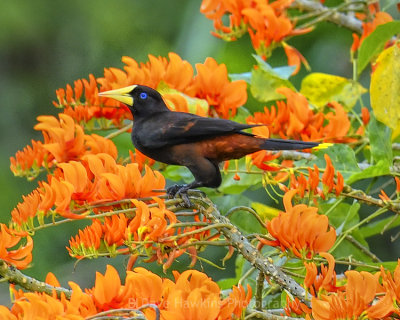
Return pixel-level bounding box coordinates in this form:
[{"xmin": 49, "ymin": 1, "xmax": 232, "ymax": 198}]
[{"xmin": 140, "ymin": 112, "xmax": 259, "ymax": 148}]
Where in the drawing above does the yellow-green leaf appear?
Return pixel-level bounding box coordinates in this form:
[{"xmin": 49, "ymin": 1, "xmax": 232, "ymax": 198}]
[
  {"xmin": 251, "ymin": 202, "xmax": 280, "ymax": 221},
  {"xmin": 370, "ymin": 45, "xmax": 400, "ymax": 138},
  {"xmin": 157, "ymin": 81, "xmax": 209, "ymax": 114},
  {"xmin": 300, "ymin": 73, "xmax": 366, "ymax": 109}
]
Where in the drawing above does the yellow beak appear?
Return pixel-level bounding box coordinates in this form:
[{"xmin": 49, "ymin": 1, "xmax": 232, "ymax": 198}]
[{"xmin": 98, "ymin": 85, "xmax": 137, "ymax": 106}]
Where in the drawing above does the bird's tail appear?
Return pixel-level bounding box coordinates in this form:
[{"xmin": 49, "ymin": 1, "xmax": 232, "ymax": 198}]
[{"xmin": 261, "ymin": 138, "xmax": 319, "ymax": 150}]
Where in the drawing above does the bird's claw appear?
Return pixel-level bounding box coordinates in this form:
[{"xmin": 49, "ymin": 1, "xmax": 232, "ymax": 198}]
[{"xmin": 166, "ymin": 184, "xmax": 192, "ymax": 207}]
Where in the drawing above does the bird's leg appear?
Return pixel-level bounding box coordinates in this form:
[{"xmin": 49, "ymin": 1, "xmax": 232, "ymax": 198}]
[
  {"xmin": 167, "ymin": 182, "xmax": 204, "ymax": 207},
  {"xmin": 167, "ymin": 159, "xmax": 221, "ymax": 207}
]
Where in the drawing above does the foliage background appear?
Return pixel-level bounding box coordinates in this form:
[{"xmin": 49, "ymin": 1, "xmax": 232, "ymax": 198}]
[{"xmin": 0, "ymin": 0, "xmax": 398, "ymax": 306}]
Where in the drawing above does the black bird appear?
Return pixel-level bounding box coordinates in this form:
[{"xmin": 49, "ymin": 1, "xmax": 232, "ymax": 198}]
[{"xmin": 99, "ymin": 85, "xmax": 319, "ymax": 205}]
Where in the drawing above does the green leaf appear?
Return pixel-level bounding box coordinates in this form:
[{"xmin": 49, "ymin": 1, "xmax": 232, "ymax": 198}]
[
  {"xmin": 252, "ymin": 54, "xmax": 296, "ymax": 79},
  {"xmin": 218, "ymin": 158, "xmax": 262, "ymax": 194},
  {"xmin": 229, "ymin": 205, "xmax": 264, "ymax": 234},
  {"xmin": 251, "ymin": 202, "xmax": 280, "ymax": 221},
  {"xmin": 368, "ymin": 115, "xmax": 393, "ymax": 164},
  {"xmin": 354, "ymin": 261, "xmax": 399, "ymax": 272},
  {"xmin": 346, "ymin": 159, "xmax": 391, "ymax": 185},
  {"xmin": 308, "ymin": 144, "xmax": 360, "ymax": 181},
  {"xmin": 320, "ymin": 201, "xmax": 360, "ymax": 233},
  {"xmin": 210, "ymin": 193, "xmax": 252, "ymax": 216},
  {"xmin": 230, "ymin": 106, "xmax": 252, "ymax": 125},
  {"xmin": 157, "ymin": 81, "xmax": 209, "ymax": 114},
  {"xmin": 250, "ymin": 55, "xmax": 295, "ymax": 102},
  {"xmin": 357, "ymin": 21, "xmax": 400, "ymax": 76},
  {"xmin": 300, "ymin": 72, "xmax": 366, "ymax": 109},
  {"xmin": 219, "ymin": 169, "xmax": 262, "ymax": 194},
  {"xmin": 229, "ymin": 72, "xmax": 252, "ymax": 83},
  {"xmin": 370, "ymin": 45, "xmax": 400, "ymax": 138},
  {"xmin": 331, "ymin": 229, "xmax": 373, "ymax": 262},
  {"xmin": 163, "ymin": 165, "xmax": 193, "ymax": 183},
  {"xmin": 320, "ymin": 201, "xmax": 367, "ymax": 260},
  {"xmin": 360, "ymin": 215, "xmax": 400, "ymax": 238}
]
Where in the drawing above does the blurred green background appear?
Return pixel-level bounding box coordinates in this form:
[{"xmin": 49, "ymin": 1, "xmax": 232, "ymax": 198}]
[{"xmin": 1, "ymin": 0, "xmax": 398, "ymax": 306}]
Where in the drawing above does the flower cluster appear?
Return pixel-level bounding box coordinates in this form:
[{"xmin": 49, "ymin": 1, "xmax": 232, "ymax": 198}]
[
  {"xmin": 200, "ymin": 0, "xmax": 311, "ymax": 72},
  {"xmin": 259, "ymin": 190, "xmax": 336, "ymax": 258},
  {"xmin": 11, "ymin": 153, "xmax": 165, "ymax": 227},
  {"xmin": 245, "ymin": 88, "xmax": 355, "ymax": 171},
  {"xmin": 10, "ymin": 114, "xmax": 117, "ymax": 179},
  {"xmin": 310, "ymin": 259, "xmax": 400, "ymax": 319},
  {"xmin": 1, "ymin": 265, "xmax": 252, "ymax": 320},
  {"xmin": 54, "ymin": 53, "xmax": 247, "ymax": 121},
  {"xmin": 67, "ymin": 199, "xmax": 217, "ymax": 270},
  {"xmin": 0, "ymin": 224, "xmax": 32, "ymax": 270},
  {"xmin": 247, "ymin": 88, "xmax": 352, "ymax": 143},
  {"xmin": 284, "ymin": 254, "xmax": 400, "ymax": 319},
  {"xmin": 285, "ymin": 154, "xmax": 344, "ymax": 200}
]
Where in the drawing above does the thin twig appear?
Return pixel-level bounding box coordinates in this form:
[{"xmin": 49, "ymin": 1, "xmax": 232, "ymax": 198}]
[
  {"xmin": 105, "ymin": 123, "xmax": 132, "ymax": 140},
  {"xmin": 255, "ymin": 271, "xmax": 265, "ymax": 311},
  {"xmin": 245, "ymin": 308, "xmax": 303, "ymax": 320}
]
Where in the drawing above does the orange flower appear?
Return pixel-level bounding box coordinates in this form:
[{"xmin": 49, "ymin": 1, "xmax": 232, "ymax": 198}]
[
  {"xmin": 0, "ymin": 224, "xmax": 33, "ymax": 269},
  {"xmin": 351, "ymin": 12, "xmax": 393, "ymax": 52},
  {"xmin": 0, "ymin": 306, "xmax": 15, "ymax": 320},
  {"xmin": 4, "ymin": 265, "xmax": 251, "ymax": 319},
  {"xmin": 10, "ymin": 140, "xmax": 47, "ymax": 180},
  {"xmin": 188, "ymin": 57, "xmax": 247, "ymax": 118},
  {"xmin": 11, "ymin": 153, "xmax": 165, "ymax": 227},
  {"xmin": 367, "ymin": 261, "xmax": 400, "ymax": 317},
  {"xmin": 247, "ymin": 89, "xmax": 352, "ymax": 143},
  {"xmin": 36, "ymin": 114, "xmax": 118, "ymax": 163},
  {"xmin": 361, "ymin": 107, "xmax": 370, "ymax": 125},
  {"xmin": 219, "ymin": 284, "xmax": 252, "ymax": 319},
  {"xmin": 284, "ymin": 296, "xmax": 311, "ymax": 316},
  {"xmin": 11, "ymin": 190, "xmax": 41, "ymax": 226},
  {"xmin": 260, "ymin": 190, "xmax": 336, "ymax": 258},
  {"xmin": 379, "ymin": 189, "xmax": 390, "ymax": 202},
  {"xmin": 304, "ymin": 252, "xmax": 342, "ymax": 296},
  {"xmin": 395, "ymin": 177, "xmax": 400, "ymax": 194},
  {"xmin": 322, "ymin": 154, "xmax": 334, "ymax": 193},
  {"xmin": 249, "ymin": 150, "xmax": 281, "ymax": 171},
  {"xmin": 161, "ymin": 269, "xmax": 251, "ymax": 320},
  {"xmin": 323, "ymin": 102, "xmax": 351, "ymax": 141},
  {"xmin": 281, "ymin": 154, "xmax": 343, "ymax": 200},
  {"xmin": 129, "ymin": 149, "xmax": 156, "ymax": 172},
  {"xmin": 283, "ymin": 43, "xmax": 310, "ymax": 75},
  {"xmin": 55, "ymin": 53, "xmax": 246, "ymax": 123},
  {"xmin": 8, "ymin": 277, "xmax": 97, "ymax": 319},
  {"xmin": 68, "ymin": 220, "xmax": 103, "ymax": 259},
  {"xmin": 10, "ymin": 114, "xmax": 118, "ymax": 179},
  {"xmin": 88, "ymin": 265, "xmax": 127, "ymax": 311},
  {"xmin": 68, "ymin": 199, "xmax": 183, "ymax": 264},
  {"xmin": 311, "ymin": 270, "xmax": 382, "ymax": 320},
  {"xmin": 201, "ymin": 0, "xmax": 311, "ymax": 69},
  {"xmin": 54, "ymin": 73, "xmax": 130, "ymax": 126},
  {"xmin": 123, "ymin": 267, "xmax": 164, "ymax": 314}
]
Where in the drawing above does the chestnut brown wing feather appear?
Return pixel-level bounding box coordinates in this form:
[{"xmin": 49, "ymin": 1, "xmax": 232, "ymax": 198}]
[{"xmin": 138, "ymin": 112, "xmax": 260, "ymax": 149}]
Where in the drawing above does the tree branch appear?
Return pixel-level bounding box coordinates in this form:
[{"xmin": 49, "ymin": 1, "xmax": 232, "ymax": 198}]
[
  {"xmin": 0, "ymin": 259, "xmax": 72, "ymax": 299},
  {"xmin": 292, "ymin": 0, "xmax": 363, "ymax": 33},
  {"xmin": 190, "ymin": 193, "xmax": 312, "ymax": 307}
]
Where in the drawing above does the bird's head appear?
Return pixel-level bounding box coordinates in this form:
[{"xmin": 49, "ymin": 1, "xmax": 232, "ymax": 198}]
[{"xmin": 99, "ymin": 85, "xmax": 168, "ymax": 116}]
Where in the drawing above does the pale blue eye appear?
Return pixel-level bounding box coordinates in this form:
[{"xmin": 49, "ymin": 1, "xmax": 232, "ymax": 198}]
[{"xmin": 140, "ymin": 92, "xmax": 148, "ymax": 100}]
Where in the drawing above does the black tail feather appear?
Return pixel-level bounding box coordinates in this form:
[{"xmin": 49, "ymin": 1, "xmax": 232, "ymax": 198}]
[{"xmin": 261, "ymin": 138, "xmax": 319, "ymax": 150}]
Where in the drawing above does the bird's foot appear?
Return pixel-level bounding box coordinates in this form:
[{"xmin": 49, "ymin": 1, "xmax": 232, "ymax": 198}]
[{"xmin": 166, "ymin": 184, "xmax": 192, "ymax": 207}]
